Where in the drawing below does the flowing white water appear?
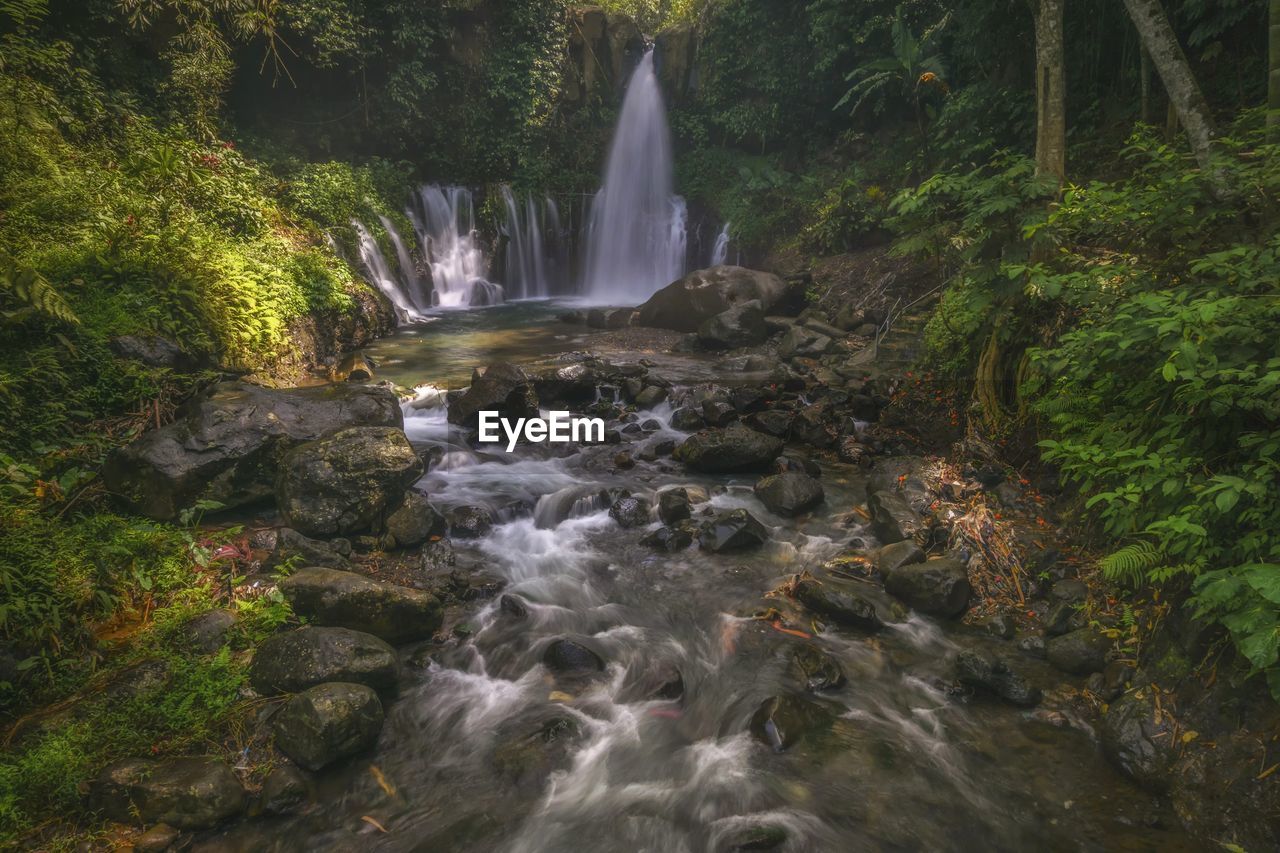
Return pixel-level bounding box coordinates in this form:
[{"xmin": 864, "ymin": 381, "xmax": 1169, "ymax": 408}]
[
  {"xmin": 351, "ymin": 220, "xmax": 429, "ymax": 323},
  {"xmin": 501, "ymin": 186, "xmax": 552, "ymax": 299},
  {"xmin": 582, "ymin": 50, "xmax": 688, "ymax": 304},
  {"xmin": 378, "ymin": 214, "xmax": 431, "ymax": 313},
  {"xmin": 710, "ymin": 223, "xmax": 731, "ymax": 267},
  {"xmin": 411, "ymin": 185, "xmax": 504, "ymax": 309}
]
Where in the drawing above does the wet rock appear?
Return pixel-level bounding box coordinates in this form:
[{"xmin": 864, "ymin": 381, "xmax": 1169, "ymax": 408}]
[
  {"xmin": 621, "ymin": 659, "xmax": 685, "ymax": 702},
  {"xmin": 657, "ymin": 487, "xmax": 692, "ymax": 524},
  {"xmin": 492, "ymin": 712, "xmax": 579, "ymax": 791},
  {"xmin": 182, "ymin": 609, "xmax": 238, "ymax": 654},
  {"xmin": 447, "ymin": 504, "xmax": 494, "ymax": 539},
  {"xmin": 800, "ymin": 319, "xmax": 845, "ymax": 340},
  {"xmin": 1101, "ymin": 690, "xmax": 1178, "ymax": 791},
  {"xmin": 332, "ymin": 351, "xmax": 374, "ymax": 382},
  {"xmin": 609, "ymin": 495, "xmax": 650, "ymax": 528},
  {"xmin": 1050, "ymin": 578, "xmax": 1088, "ymax": 602},
  {"xmin": 447, "ymin": 362, "xmax": 539, "ymax": 429},
  {"xmin": 698, "ymin": 509, "xmax": 769, "ymax": 552},
  {"xmin": 730, "ymin": 387, "xmax": 769, "ymax": 413},
  {"xmin": 771, "ymin": 455, "xmax": 821, "ymax": 478},
  {"xmin": 777, "ymin": 325, "xmax": 832, "ymax": 360},
  {"xmin": 640, "ymin": 525, "xmax": 694, "ymax": 551},
  {"xmin": 281, "ymin": 567, "xmax": 442, "ymax": 644},
  {"xmin": 696, "ymin": 300, "xmax": 769, "ymax": 349},
  {"xmin": 249, "ymin": 626, "xmax": 397, "ymax": 696},
  {"xmin": 1044, "ymin": 600, "xmax": 1083, "ymax": 637},
  {"xmin": 702, "ymin": 399, "xmax": 738, "ymax": 427},
  {"xmin": 753, "ymin": 472, "xmax": 824, "ymax": 517},
  {"xmin": 264, "ymin": 527, "xmax": 354, "ymax": 571},
  {"xmin": 787, "ymin": 644, "xmax": 846, "ymax": 692},
  {"xmin": 109, "ymin": 334, "xmax": 200, "ymax": 371},
  {"xmin": 383, "ymin": 491, "xmax": 446, "ymax": 549},
  {"xmin": 272, "ymin": 682, "xmax": 384, "ymax": 771},
  {"xmin": 636, "ymin": 438, "xmax": 676, "ymax": 461},
  {"xmin": 867, "ymin": 490, "xmax": 923, "ymax": 544},
  {"xmin": 635, "ymin": 385, "xmax": 668, "ymax": 408},
  {"xmin": 983, "ymin": 613, "xmax": 1017, "ymax": 640},
  {"xmin": 259, "ymin": 764, "xmax": 309, "ymax": 815},
  {"xmin": 613, "ymin": 450, "xmax": 635, "ymax": 469},
  {"xmin": 749, "ymin": 694, "xmax": 836, "ymax": 752},
  {"xmin": 789, "ymin": 404, "xmax": 836, "ymax": 448},
  {"xmin": 1046, "ymin": 626, "xmax": 1112, "ymax": 675},
  {"xmin": 103, "ymin": 381, "xmax": 401, "ymax": 521},
  {"xmin": 669, "ymin": 406, "xmax": 704, "ymax": 431},
  {"xmin": 636, "ymin": 266, "xmax": 786, "ymax": 333},
  {"xmin": 866, "ymin": 456, "xmax": 933, "ymax": 507},
  {"xmin": 1017, "ymin": 634, "xmax": 1047, "ymax": 658},
  {"xmin": 542, "ymin": 638, "xmax": 604, "ymax": 673},
  {"xmin": 586, "ymin": 307, "xmax": 633, "ymax": 329},
  {"xmin": 955, "ymin": 648, "xmax": 1041, "ymax": 707},
  {"xmin": 725, "ymin": 824, "xmax": 788, "ymax": 851},
  {"xmin": 883, "ymin": 557, "xmax": 971, "ymax": 618},
  {"xmin": 793, "ymin": 576, "xmax": 886, "ymax": 631},
  {"xmin": 745, "ymin": 410, "xmax": 792, "ymax": 437},
  {"xmin": 90, "ymin": 757, "xmax": 246, "ymax": 829},
  {"xmin": 874, "ymin": 541, "xmax": 924, "ymax": 575},
  {"xmin": 499, "ymin": 593, "xmax": 529, "ymax": 620},
  {"xmin": 276, "ymin": 426, "xmax": 423, "ymax": 538},
  {"xmin": 674, "ymin": 423, "xmax": 784, "ymax": 473},
  {"xmin": 134, "ymin": 823, "xmax": 181, "ymax": 853}
]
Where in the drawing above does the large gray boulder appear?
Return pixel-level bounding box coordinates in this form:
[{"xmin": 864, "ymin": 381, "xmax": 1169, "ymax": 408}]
[
  {"xmin": 448, "ymin": 362, "xmax": 539, "ymax": 428},
  {"xmin": 1101, "ymin": 690, "xmax": 1178, "ymax": 791},
  {"xmin": 281, "ymin": 567, "xmax": 442, "ymax": 643},
  {"xmin": 777, "ymin": 325, "xmax": 833, "ymax": 359},
  {"xmin": 793, "ymin": 575, "xmax": 897, "ymax": 632},
  {"xmin": 867, "ymin": 490, "xmax": 923, "ymax": 544},
  {"xmin": 272, "ymin": 682, "xmax": 384, "ymax": 771},
  {"xmin": 90, "ymin": 757, "xmax": 245, "ymax": 829},
  {"xmin": 884, "ymin": 557, "xmax": 971, "ymax": 617},
  {"xmin": 275, "ymin": 427, "xmax": 423, "ymax": 537},
  {"xmin": 674, "ymin": 423, "xmax": 784, "ymax": 473},
  {"xmin": 955, "ymin": 648, "xmax": 1041, "ymax": 707},
  {"xmin": 636, "ymin": 266, "xmax": 786, "ymax": 333},
  {"xmin": 754, "ymin": 472, "xmax": 824, "ymax": 517},
  {"xmin": 696, "ymin": 300, "xmax": 769, "ymax": 350},
  {"xmin": 249, "ymin": 626, "xmax": 398, "ymax": 695},
  {"xmin": 103, "ymin": 382, "xmax": 402, "ymax": 520}
]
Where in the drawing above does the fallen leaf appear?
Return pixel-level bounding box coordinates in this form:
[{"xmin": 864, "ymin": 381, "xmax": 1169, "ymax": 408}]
[{"xmin": 362, "ymin": 816, "xmax": 388, "ymax": 833}]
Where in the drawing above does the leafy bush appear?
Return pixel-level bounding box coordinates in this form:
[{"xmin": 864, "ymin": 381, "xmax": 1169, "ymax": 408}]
[{"xmin": 801, "ymin": 173, "xmax": 891, "ymax": 254}]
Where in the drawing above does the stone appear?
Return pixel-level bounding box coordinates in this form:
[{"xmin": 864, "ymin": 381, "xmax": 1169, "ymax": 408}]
[
  {"xmin": 332, "ymin": 351, "xmax": 374, "ymax": 382},
  {"xmin": 264, "ymin": 527, "xmax": 354, "ymax": 571},
  {"xmin": 640, "ymin": 525, "xmax": 694, "ymax": 551},
  {"xmin": 1046, "ymin": 626, "xmax": 1112, "ymax": 675},
  {"xmin": 883, "ymin": 558, "xmax": 971, "ymax": 618},
  {"xmin": 777, "ymin": 326, "xmax": 832, "ymax": 360},
  {"xmin": 745, "ymin": 410, "xmax": 793, "ymax": 437},
  {"xmin": 753, "ymin": 472, "xmax": 824, "ymax": 517},
  {"xmin": 447, "ymin": 362, "xmax": 539, "ymax": 429},
  {"xmin": 867, "ymin": 490, "xmax": 923, "ymax": 544},
  {"xmin": 272, "ymin": 682, "xmax": 384, "ymax": 771},
  {"xmin": 674, "ymin": 423, "xmax": 784, "ymax": 473},
  {"xmin": 701, "ymin": 399, "xmax": 738, "ymax": 427},
  {"xmin": 635, "ymin": 266, "xmax": 786, "ymax": 333},
  {"xmin": 635, "ymin": 386, "xmax": 668, "ymax": 408},
  {"xmin": 749, "ymin": 695, "xmax": 835, "ymax": 752},
  {"xmin": 110, "ymin": 335, "xmax": 201, "ymax": 370},
  {"xmin": 249, "ymin": 626, "xmax": 397, "ymax": 696},
  {"xmin": 790, "ymin": 404, "xmax": 836, "ymax": 448},
  {"xmin": 281, "ymin": 567, "xmax": 442, "ymax": 644},
  {"xmin": 134, "ymin": 823, "xmax": 181, "ymax": 853},
  {"xmin": 275, "ymin": 426, "xmax": 423, "ymax": 538},
  {"xmin": 182, "ymin": 609, "xmax": 238, "ymax": 654},
  {"xmin": 697, "ymin": 509, "xmax": 769, "ymax": 552},
  {"xmin": 657, "ymin": 488, "xmax": 692, "ymax": 524},
  {"xmin": 103, "ymin": 382, "xmax": 402, "ymax": 520},
  {"xmin": 669, "ymin": 406, "xmax": 704, "ymax": 431},
  {"xmin": 90, "ymin": 757, "xmax": 245, "ymax": 830},
  {"xmin": 787, "ymin": 644, "xmax": 846, "ymax": 692},
  {"xmin": 793, "ymin": 576, "xmax": 887, "ymax": 631},
  {"xmin": 955, "ymin": 648, "xmax": 1041, "ymax": 707},
  {"xmin": 447, "ymin": 504, "xmax": 495, "ymax": 539},
  {"xmin": 586, "ymin": 307, "xmax": 633, "ymax": 329},
  {"xmin": 1050, "ymin": 578, "xmax": 1088, "ymax": 602},
  {"xmin": 696, "ymin": 300, "xmax": 769, "ymax": 349},
  {"xmin": 874, "ymin": 541, "xmax": 925, "ymax": 575},
  {"xmin": 1101, "ymin": 690, "xmax": 1178, "ymax": 791},
  {"xmin": 259, "ymin": 764, "xmax": 309, "ymax": 814},
  {"xmin": 1044, "ymin": 600, "xmax": 1083, "ymax": 637},
  {"xmin": 609, "ymin": 495, "xmax": 650, "ymax": 528},
  {"xmin": 383, "ymin": 491, "xmax": 445, "ymax": 549},
  {"xmin": 543, "ymin": 639, "xmax": 604, "ymax": 673}
]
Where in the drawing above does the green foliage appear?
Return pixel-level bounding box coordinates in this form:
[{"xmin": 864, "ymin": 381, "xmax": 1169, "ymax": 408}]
[
  {"xmin": 834, "ymin": 4, "xmax": 949, "ymax": 128},
  {"xmin": 801, "ymin": 174, "xmax": 891, "ymax": 254}
]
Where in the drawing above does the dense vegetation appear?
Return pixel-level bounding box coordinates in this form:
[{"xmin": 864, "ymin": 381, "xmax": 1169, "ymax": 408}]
[{"xmin": 0, "ymin": 0, "xmax": 1277, "ymax": 845}]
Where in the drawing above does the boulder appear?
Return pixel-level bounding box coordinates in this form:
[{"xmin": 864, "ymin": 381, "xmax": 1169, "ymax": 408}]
[
  {"xmin": 275, "ymin": 427, "xmax": 423, "ymax": 538},
  {"xmin": 134, "ymin": 823, "xmax": 180, "ymax": 853},
  {"xmin": 249, "ymin": 626, "xmax": 397, "ymax": 695},
  {"xmin": 383, "ymin": 491, "xmax": 446, "ymax": 549},
  {"xmin": 609, "ymin": 495, "xmax": 650, "ymax": 528},
  {"xmin": 264, "ymin": 527, "xmax": 354, "ymax": 571},
  {"xmin": 746, "ymin": 410, "xmax": 793, "ymax": 438},
  {"xmin": 754, "ymin": 472, "xmax": 824, "ymax": 517},
  {"xmin": 883, "ymin": 557, "xmax": 971, "ymax": 618},
  {"xmin": 792, "ymin": 576, "xmax": 888, "ymax": 631},
  {"xmin": 586, "ymin": 307, "xmax": 633, "ymax": 329},
  {"xmin": 867, "ymin": 490, "xmax": 923, "ymax": 544},
  {"xmin": 636, "ymin": 266, "xmax": 786, "ymax": 333},
  {"xmin": 698, "ymin": 509, "xmax": 769, "ymax": 552},
  {"xmin": 669, "ymin": 406, "xmax": 704, "ymax": 431},
  {"xmin": 674, "ymin": 423, "xmax": 784, "ymax": 473},
  {"xmin": 1101, "ymin": 690, "xmax": 1178, "ymax": 791},
  {"xmin": 777, "ymin": 326, "xmax": 832, "ymax": 360},
  {"xmin": 640, "ymin": 525, "xmax": 694, "ymax": 551},
  {"xmin": 787, "ymin": 644, "xmax": 846, "ymax": 692},
  {"xmin": 1046, "ymin": 626, "xmax": 1112, "ymax": 675},
  {"xmin": 696, "ymin": 300, "xmax": 769, "ymax": 349},
  {"xmin": 543, "ymin": 639, "xmax": 604, "ymax": 673},
  {"xmin": 955, "ymin": 648, "xmax": 1041, "ymax": 707},
  {"xmin": 182, "ymin": 609, "xmax": 238, "ymax": 654},
  {"xmin": 657, "ymin": 488, "xmax": 692, "ymax": 524},
  {"xmin": 635, "ymin": 385, "xmax": 668, "ymax": 408},
  {"xmin": 874, "ymin": 541, "xmax": 925, "ymax": 575},
  {"xmin": 109, "ymin": 335, "xmax": 200, "ymax": 371},
  {"xmin": 749, "ymin": 695, "xmax": 836, "ymax": 752},
  {"xmin": 447, "ymin": 363, "xmax": 539, "ymax": 429},
  {"xmin": 103, "ymin": 381, "xmax": 402, "ymax": 520},
  {"xmin": 446, "ymin": 504, "xmax": 494, "ymax": 539},
  {"xmin": 272, "ymin": 682, "xmax": 384, "ymax": 771},
  {"xmin": 259, "ymin": 764, "xmax": 309, "ymax": 814},
  {"xmin": 281, "ymin": 567, "xmax": 442, "ymax": 644},
  {"xmin": 702, "ymin": 399, "xmax": 737, "ymax": 427},
  {"xmin": 90, "ymin": 757, "xmax": 245, "ymax": 829}
]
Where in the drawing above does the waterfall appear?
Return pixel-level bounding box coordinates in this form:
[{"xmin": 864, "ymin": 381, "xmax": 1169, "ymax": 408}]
[
  {"xmin": 410, "ymin": 185, "xmax": 503, "ymax": 309},
  {"xmin": 500, "ymin": 187, "xmax": 552, "ymax": 299},
  {"xmin": 581, "ymin": 50, "xmax": 687, "ymax": 304},
  {"xmin": 351, "ymin": 221, "xmax": 428, "ymax": 323},
  {"xmin": 710, "ymin": 223, "xmax": 731, "ymax": 267},
  {"xmin": 378, "ymin": 214, "xmax": 431, "ymax": 312}
]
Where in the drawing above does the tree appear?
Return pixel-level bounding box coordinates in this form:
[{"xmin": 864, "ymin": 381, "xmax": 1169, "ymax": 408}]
[
  {"xmin": 1032, "ymin": 0, "xmax": 1066, "ymax": 183},
  {"xmin": 1121, "ymin": 0, "xmax": 1225, "ymax": 194}
]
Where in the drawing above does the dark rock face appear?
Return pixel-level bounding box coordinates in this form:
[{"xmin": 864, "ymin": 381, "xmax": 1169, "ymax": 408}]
[
  {"xmin": 281, "ymin": 567, "xmax": 442, "ymax": 644},
  {"xmin": 640, "ymin": 525, "xmax": 694, "ymax": 551},
  {"xmin": 447, "ymin": 362, "xmax": 539, "ymax": 428},
  {"xmin": 109, "ymin": 335, "xmax": 201, "ymax": 370},
  {"xmin": 102, "ymin": 381, "xmax": 402, "ymax": 521},
  {"xmin": 543, "ymin": 638, "xmax": 604, "ymax": 673},
  {"xmin": 777, "ymin": 326, "xmax": 832, "ymax": 360},
  {"xmin": 874, "ymin": 541, "xmax": 925, "ymax": 575},
  {"xmin": 674, "ymin": 423, "xmax": 784, "ymax": 473},
  {"xmin": 746, "ymin": 409, "xmax": 793, "ymax": 437},
  {"xmin": 955, "ymin": 648, "xmax": 1041, "ymax": 707},
  {"xmin": 260, "ymin": 764, "xmax": 309, "ymax": 814},
  {"xmin": 447, "ymin": 504, "xmax": 495, "ymax": 539},
  {"xmin": 90, "ymin": 757, "xmax": 245, "ymax": 829},
  {"xmin": 749, "ymin": 694, "xmax": 836, "ymax": 752},
  {"xmin": 635, "ymin": 385, "xmax": 668, "ymax": 408},
  {"xmin": 793, "ymin": 576, "xmax": 888, "ymax": 631},
  {"xmin": 696, "ymin": 300, "xmax": 769, "ymax": 349},
  {"xmin": 658, "ymin": 488, "xmax": 692, "ymax": 524},
  {"xmin": 609, "ymin": 495, "xmax": 651, "ymax": 528},
  {"xmin": 635, "ymin": 266, "xmax": 786, "ymax": 333},
  {"xmin": 669, "ymin": 406, "xmax": 704, "ymax": 431},
  {"xmin": 249, "ymin": 626, "xmax": 397, "ymax": 695},
  {"xmin": 702, "ymin": 399, "xmax": 738, "ymax": 427},
  {"xmin": 383, "ymin": 491, "xmax": 446, "ymax": 549},
  {"xmin": 275, "ymin": 427, "xmax": 423, "ymax": 538},
  {"xmin": 272, "ymin": 682, "xmax": 384, "ymax": 771},
  {"xmin": 883, "ymin": 558, "xmax": 971, "ymax": 617},
  {"xmin": 787, "ymin": 644, "xmax": 846, "ymax": 692},
  {"xmin": 790, "ymin": 404, "xmax": 836, "ymax": 448},
  {"xmin": 492, "ymin": 710, "xmax": 580, "ymax": 792},
  {"xmin": 264, "ymin": 527, "xmax": 354, "ymax": 571},
  {"xmin": 1101, "ymin": 690, "xmax": 1178, "ymax": 791},
  {"xmin": 754, "ymin": 472, "xmax": 824, "ymax": 517},
  {"xmin": 586, "ymin": 307, "xmax": 633, "ymax": 329},
  {"xmin": 698, "ymin": 509, "xmax": 769, "ymax": 552},
  {"xmin": 867, "ymin": 490, "xmax": 923, "ymax": 544},
  {"xmin": 1046, "ymin": 626, "xmax": 1112, "ymax": 675},
  {"xmin": 183, "ymin": 609, "xmax": 238, "ymax": 654}
]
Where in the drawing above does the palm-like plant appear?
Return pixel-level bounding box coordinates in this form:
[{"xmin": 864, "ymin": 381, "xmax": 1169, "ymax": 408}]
[{"xmin": 834, "ymin": 5, "xmax": 950, "ymax": 138}]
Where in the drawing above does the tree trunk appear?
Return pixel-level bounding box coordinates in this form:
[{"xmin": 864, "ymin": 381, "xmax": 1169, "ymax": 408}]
[
  {"xmin": 1269, "ymin": 0, "xmax": 1279, "ymax": 141},
  {"xmin": 1122, "ymin": 0, "xmax": 1224, "ymax": 192},
  {"xmin": 1033, "ymin": 0, "xmax": 1067, "ymax": 183},
  {"xmin": 1140, "ymin": 44, "xmax": 1152, "ymax": 124}
]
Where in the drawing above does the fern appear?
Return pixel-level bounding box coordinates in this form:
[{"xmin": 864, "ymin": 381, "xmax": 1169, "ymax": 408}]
[
  {"xmin": 0, "ymin": 259, "xmax": 78, "ymax": 326},
  {"xmin": 1100, "ymin": 540, "xmax": 1163, "ymax": 587}
]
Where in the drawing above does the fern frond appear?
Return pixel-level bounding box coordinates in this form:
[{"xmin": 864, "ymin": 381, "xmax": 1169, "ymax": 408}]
[
  {"xmin": 0, "ymin": 259, "xmax": 79, "ymax": 326},
  {"xmin": 1100, "ymin": 540, "xmax": 1163, "ymax": 587}
]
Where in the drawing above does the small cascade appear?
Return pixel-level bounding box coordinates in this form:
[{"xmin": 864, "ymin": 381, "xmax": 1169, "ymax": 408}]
[
  {"xmin": 410, "ymin": 185, "xmax": 504, "ymax": 309},
  {"xmin": 378, "ymin": 214, "xmax": 431, "ymax": 312},
  {"xmin": 351, "ymin": 220, "xmax": 428, "ymax": 323},
  {"xmin": 710, "ymin": 222, "xmax": 731, "ymax": 267},
  {"xmin": 500, "ymin": 186, "xmax": 552, "ymax": 299}
]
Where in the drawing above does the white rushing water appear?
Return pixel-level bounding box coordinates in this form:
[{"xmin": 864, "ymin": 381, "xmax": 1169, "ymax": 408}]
[
  {"xmin": 581, "ymin": 50, "xmax": 688, "ymax": 304},
  {"xmin": 410, "ymin": 185, "xmax": 504, "ymax": 309},
  {"xmin": 351, "ymin": 220, "xmax": 430, "ymax": 323},
  {"xmin": 710, "ymin": 222, "xmax": 731, "ymax": 267},
  {"xmin": 501, "ymin": 186, "xmax": 552, "ymax": 299}
]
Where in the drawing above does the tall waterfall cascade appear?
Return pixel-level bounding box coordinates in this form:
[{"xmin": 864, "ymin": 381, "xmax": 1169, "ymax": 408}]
[{"xmin": 409, "ymin": 186, "xmax": 504, "ymax": 310}]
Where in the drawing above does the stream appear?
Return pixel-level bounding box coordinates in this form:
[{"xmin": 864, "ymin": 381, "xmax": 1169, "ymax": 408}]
[{"xmin": 212, "ymin": 305, "xmax": 1195, "ymax": 853}]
